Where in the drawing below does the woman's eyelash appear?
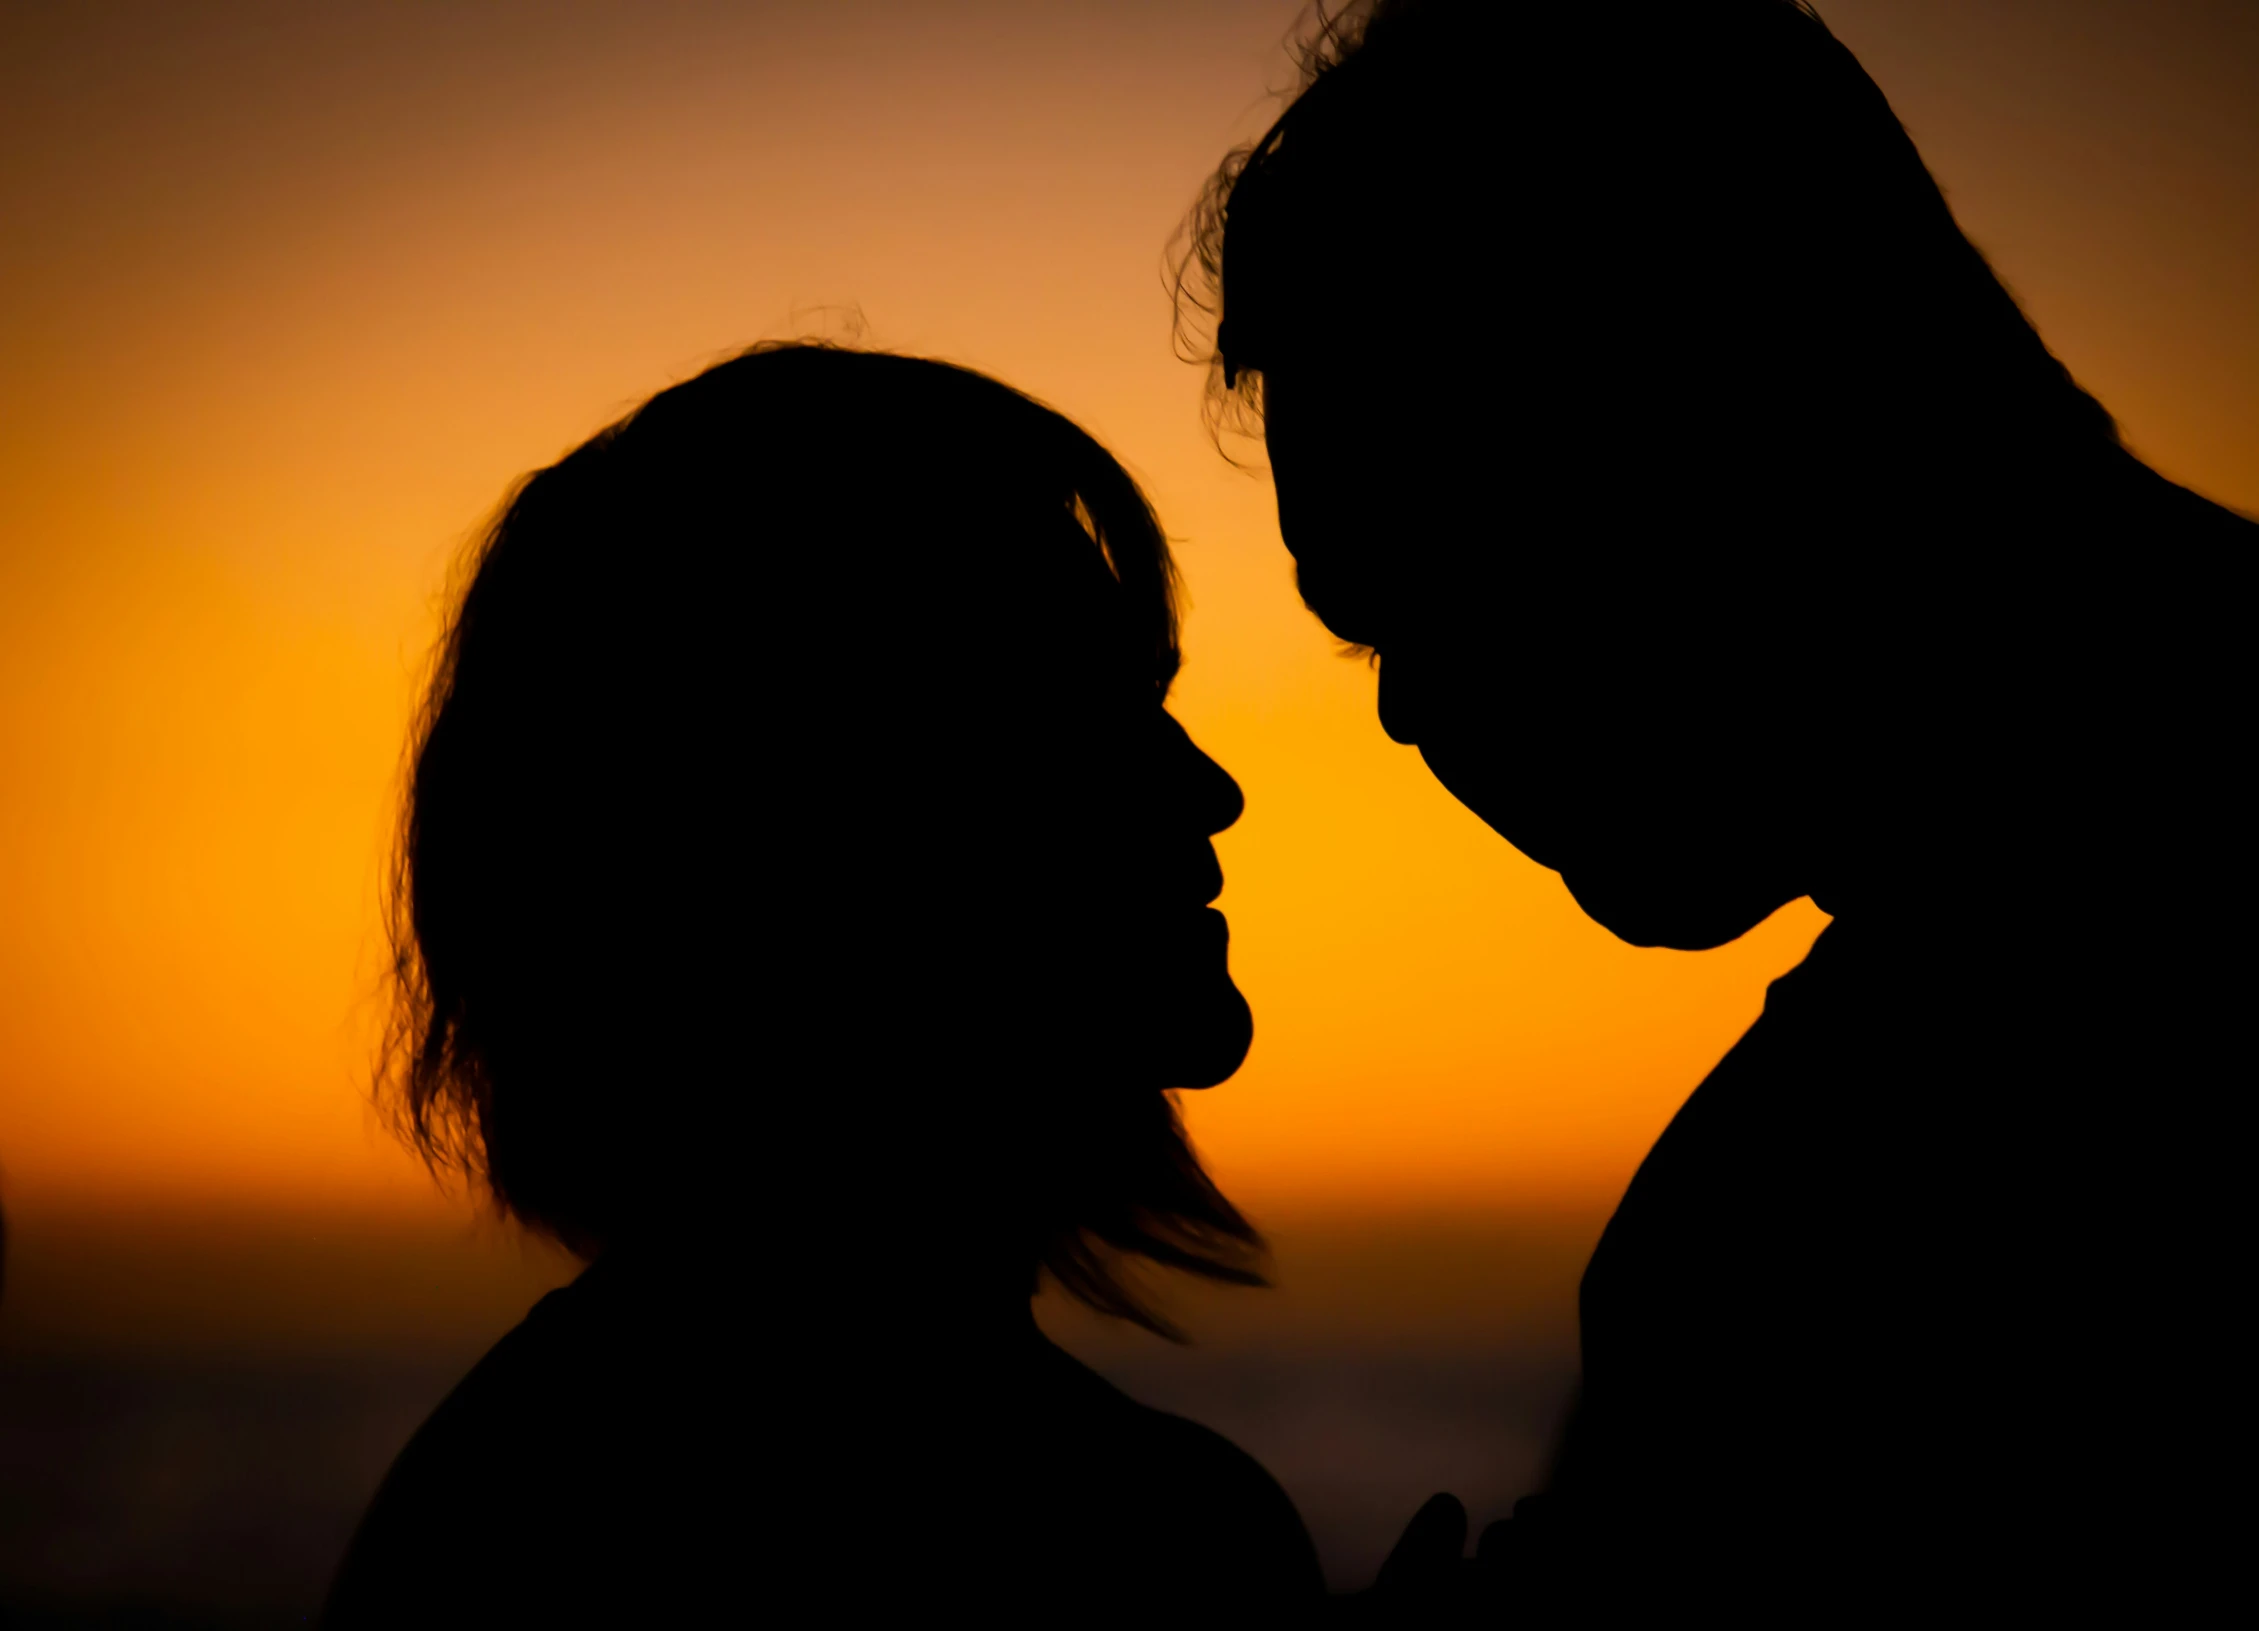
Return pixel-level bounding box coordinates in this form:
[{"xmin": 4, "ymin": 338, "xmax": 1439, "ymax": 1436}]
[{"xmin": 1337, "ymin": 641, "xmax": 1379, "ymax": 668}]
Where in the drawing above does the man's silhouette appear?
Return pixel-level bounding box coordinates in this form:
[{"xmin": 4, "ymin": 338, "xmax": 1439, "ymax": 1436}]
[{"xmin": 1183, "ymin": 0, "xmax": 2248, "ymax": 1611}]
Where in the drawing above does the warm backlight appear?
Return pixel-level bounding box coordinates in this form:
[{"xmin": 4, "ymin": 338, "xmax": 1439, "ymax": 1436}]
[{"xmin": 1, "ymin": 1, "xmax": 2249, "ymax": 1236}]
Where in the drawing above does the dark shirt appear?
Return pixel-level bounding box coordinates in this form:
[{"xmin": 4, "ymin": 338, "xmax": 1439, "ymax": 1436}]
[
  {"xmin": 1525, "ymin": 899, "xmax": 2238, "ymax": 1614},
  {"xmin": 324, "ymin": 1260, "xmax": 1323, "ymax": 1623}
]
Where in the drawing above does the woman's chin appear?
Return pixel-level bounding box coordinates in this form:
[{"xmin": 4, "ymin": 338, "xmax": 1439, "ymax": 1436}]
[{"xmin": 1162, "ymin": 984, "xmax": 1253, "ymax": 1090}]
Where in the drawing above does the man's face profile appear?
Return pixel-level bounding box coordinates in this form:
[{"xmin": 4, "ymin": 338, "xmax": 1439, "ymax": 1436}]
[{"xmin": 1261, "ymin": 361, "xmax": 1818, "ymax": 953}]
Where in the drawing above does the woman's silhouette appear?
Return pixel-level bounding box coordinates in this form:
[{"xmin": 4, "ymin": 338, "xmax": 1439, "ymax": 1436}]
[{"xmin": 322, "ymin": 343, "xmax": 1322, "ymax": 1622}]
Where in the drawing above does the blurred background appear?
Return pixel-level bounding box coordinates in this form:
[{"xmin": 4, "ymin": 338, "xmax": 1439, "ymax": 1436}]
[{"xmin": 1, "ymin": 1, "xmax": 2251, "ymax": 1621}]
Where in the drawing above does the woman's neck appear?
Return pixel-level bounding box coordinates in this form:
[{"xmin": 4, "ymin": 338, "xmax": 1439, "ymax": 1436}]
[{"xmin": 593, "ymin": 1223, "xmax": 1045, "ymax": 1343}]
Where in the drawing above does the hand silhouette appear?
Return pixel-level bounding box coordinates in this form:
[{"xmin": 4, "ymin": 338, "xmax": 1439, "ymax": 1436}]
[{"xmin": 1330, "ymin": 1492, "xmax": 1494, "ymax": 1622}]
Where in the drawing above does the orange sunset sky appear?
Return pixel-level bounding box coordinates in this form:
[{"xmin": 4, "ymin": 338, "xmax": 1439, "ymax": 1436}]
[{"xmin": 2, "ymin": 0, "xmax": 2253, "ymax": 1236}]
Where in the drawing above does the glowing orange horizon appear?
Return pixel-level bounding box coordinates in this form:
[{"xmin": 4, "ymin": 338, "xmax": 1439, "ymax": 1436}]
[{"xmin": 2, "ymin": 2, "xmax": 2249, "ymax": 1227}]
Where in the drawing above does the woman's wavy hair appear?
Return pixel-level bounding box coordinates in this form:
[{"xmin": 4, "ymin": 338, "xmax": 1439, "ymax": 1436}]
[
  {"xmin": 381, "ymin": 342, "xmax": 1261, "ymax": 1337},
  {"xmin": 1171, "ymin": 0, "xmax": 2118, "ymax": 463}
]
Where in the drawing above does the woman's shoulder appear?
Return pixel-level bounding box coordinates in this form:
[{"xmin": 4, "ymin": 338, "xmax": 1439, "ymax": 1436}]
[
  {"xmin": 1055, "ymin": 1352, "xmax": 1291, "ymax": 1501},
  {"xmin": 385, "ymin": 1278, "xmax": 600, "ymax": 1464},
  {"xmin": 322, "ymin": 1279, "xmax": 623, "ymax": 1624},
  {"xmin": 1025, "ymin": 1339, "xmax": 1326, "ymax": 1601}
]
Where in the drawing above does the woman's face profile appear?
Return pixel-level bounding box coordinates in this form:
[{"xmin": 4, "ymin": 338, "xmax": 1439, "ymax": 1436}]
[
  {"xmin": 920, "ymin": 594, "xmax": 1251, "ymax": 1097},
  {"xmin": 1100, "ymin": 702, "xmax": 1252, "ymax": 1091},
  {"xmin": 1015, "ymin": 689, "xmax": 1252, "ymax": 1096}
]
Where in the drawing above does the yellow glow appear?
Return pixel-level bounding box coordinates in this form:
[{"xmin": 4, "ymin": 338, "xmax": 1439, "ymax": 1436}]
[{"xmin": 1, "ymin": 1, "xmax": 2248, "ymax": 1234}]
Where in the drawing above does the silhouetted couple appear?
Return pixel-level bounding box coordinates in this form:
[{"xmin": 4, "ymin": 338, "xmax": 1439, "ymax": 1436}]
[{"xmin": 325, "ymin": 2, "xmax": 2248, "ymax": 1622}]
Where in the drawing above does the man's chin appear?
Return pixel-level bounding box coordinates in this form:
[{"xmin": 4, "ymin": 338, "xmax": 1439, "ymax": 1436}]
[{"xmin": 1564, "ymin": 870, "xmax": 1789, "ymax": 952}]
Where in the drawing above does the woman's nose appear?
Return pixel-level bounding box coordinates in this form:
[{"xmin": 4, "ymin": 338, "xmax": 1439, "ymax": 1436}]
[
  {"xmin": 1198, "ymin": 752, "xmax": 1246, "ymax": 837},
  {"xmin": 1161, "ymin": 712, "xmax": 1244, "ymax": 835}
]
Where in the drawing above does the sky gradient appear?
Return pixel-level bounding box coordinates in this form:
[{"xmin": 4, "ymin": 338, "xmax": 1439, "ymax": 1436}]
[{"xmin": 2, "ymin": 0, "xmax": 2252, "ymax": 1245}]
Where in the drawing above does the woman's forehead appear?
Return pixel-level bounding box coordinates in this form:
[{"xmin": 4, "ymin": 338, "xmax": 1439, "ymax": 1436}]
[{"xmin": 1032, "ymin": 513, "xmax": 1178, "ymax": 684}]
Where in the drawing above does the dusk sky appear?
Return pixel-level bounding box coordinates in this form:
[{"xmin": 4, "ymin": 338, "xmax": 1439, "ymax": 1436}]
[
  {"xmin": 1, "ymin": 6, "xmax": 2251, "ymax": 1613},
  {"xmin": 2, "ymin": 0, "xmax": 2250, "ymax": 1237}
]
